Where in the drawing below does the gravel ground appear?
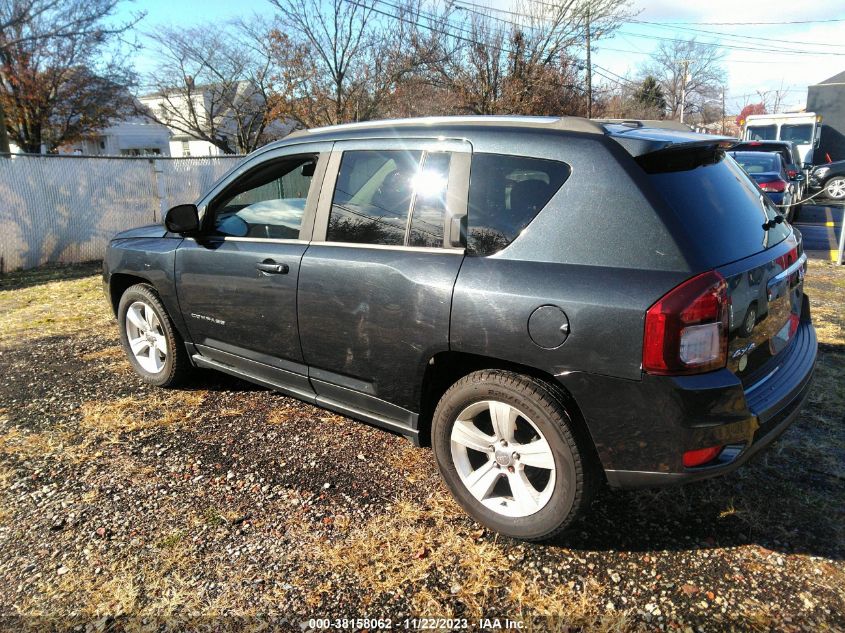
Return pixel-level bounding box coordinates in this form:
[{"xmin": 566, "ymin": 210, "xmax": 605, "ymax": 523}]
[{"xmin": 0, "ymin": 261, "xmax": 843, "ymax": 632}]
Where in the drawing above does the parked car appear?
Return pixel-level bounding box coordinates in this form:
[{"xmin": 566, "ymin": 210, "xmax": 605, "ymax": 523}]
[
  {"xmin": 104, "ymin": 116, "xmax": 816, "ymax": 541},
  {"xmin": 808, "ymin": 159, "xmax": 845, "ymax": 201},
  {"xmin": 728, "ymin": 151, "xmax": 796, "ymax": 220},
  {"xmin": 731, "ymin": 140, "xmax": 807, "ymax": 204}
]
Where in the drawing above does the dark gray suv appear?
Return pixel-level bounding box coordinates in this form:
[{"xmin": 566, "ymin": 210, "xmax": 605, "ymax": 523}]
[{"xmin": 104, "ymin": 116, "xmax": 816, "ymax": 541}]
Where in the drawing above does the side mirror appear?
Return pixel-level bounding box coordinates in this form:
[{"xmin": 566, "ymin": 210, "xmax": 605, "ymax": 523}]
[{"xmin": 165, "ymin": 204, "xmax": 200, "ymax": 234}]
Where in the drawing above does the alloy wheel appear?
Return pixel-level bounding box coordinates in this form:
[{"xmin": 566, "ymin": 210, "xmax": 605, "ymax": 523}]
[
  {"xmin": 826, "ymin": 178, "xmax": 845, "ymax": 200},
  {"xmin": 125, "ymin": 301, "xmax": 168, "ymax": 374},
  {"xmin": 450, "ymin": 400, "xmax": 556, "ymax": 518}
]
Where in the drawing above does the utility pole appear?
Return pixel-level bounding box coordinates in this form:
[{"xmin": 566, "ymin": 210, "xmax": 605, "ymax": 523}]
[
  {"xmin": 585, "ymin": 4, "xmax": 592, "ymax": 118},
  {"xmin": 679, "ymin": 59, "xmax": 693, "ymax": 124},
  {"xmin": 721, "ymin": 87, "xmax": 726, "ymax": 135}
]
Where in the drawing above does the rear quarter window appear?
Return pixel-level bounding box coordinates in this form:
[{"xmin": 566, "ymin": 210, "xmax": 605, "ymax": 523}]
[
  {"xmin": 641, "ymin": 149, "xmax": 791, "ymax": 264},
  {"xmin": 467, "ymin": 154, "xmax": 570, "ymax": 256}
]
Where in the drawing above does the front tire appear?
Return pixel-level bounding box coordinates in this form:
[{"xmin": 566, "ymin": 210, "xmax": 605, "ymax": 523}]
[
  {"xmin": 117, "ymin": 284, "xmax": 192, "ymax": 387},
  {"xmin": 431, "ymin": 370, "xmax": 595, "ymax": 541},
  {"xmin": 824, "ymin": 176, "xmax": 845, "ymax": 201}
]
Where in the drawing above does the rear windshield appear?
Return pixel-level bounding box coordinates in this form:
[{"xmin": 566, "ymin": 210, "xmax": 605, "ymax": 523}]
[
  {"xmin": 640, "ymin": 148, "xmax": 791, "ymax": 264},
  {"xmin": 730, "ymin": 152, "xmax": 780, "ymax": 173},
  {"xmin": 733, "ymin": 143, "xmax": 791, "ymax": 165},
  {"xmin": 746, "ymin": 125, "xmax": 777, "ymax": 141}
]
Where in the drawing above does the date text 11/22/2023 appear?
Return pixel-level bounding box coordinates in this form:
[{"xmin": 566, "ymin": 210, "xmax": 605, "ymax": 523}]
[{"xmin": 307, "ymin": 617, "xmax": 524, "ymax": 629}]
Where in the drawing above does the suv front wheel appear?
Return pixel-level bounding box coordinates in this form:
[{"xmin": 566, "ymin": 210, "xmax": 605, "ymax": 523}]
[
  {"xmin": 117, "ymin": 284, "xmax": 191, "ymax": 387},
  {"xmin": 431, "ymin": 370, "xmax": 595, "ymax": 541}
]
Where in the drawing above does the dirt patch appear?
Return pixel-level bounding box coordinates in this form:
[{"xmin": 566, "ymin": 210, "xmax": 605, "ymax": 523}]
[{"xmin": 0, "ymin": 260, "xmax": 843, "ymax": 631}]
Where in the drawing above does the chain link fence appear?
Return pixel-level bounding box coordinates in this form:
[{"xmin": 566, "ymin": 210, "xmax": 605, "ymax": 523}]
[{"xmin": 0, "ymin": 154, "xmax": 244, "ymax": 271}]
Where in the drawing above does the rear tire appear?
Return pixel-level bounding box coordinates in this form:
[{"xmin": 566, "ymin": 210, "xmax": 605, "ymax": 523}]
[
  {"xmin": 431, "ymin": 370, "xmax": 596, "ymax": 541},
  {"xmin": 117, "ymin": 284, "xmax": 192, "ymax": 388}
]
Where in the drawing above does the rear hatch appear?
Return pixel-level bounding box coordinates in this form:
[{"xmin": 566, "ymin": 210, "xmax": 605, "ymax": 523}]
[{"xmin": 620, "ymin": 132, "xmax": 807, "ymax": 386}]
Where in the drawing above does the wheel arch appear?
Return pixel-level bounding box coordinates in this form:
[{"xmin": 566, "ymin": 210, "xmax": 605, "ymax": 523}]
[
  {"xmin": 416, "ymin": 351, "xmax": 602, "ymax": 475},
  {"xmin": 108, "ymin": 272, "xmax": 155, "ymax": 316}
]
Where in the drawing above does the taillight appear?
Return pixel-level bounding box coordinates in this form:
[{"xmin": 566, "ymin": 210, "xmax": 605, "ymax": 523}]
[
  {"xmin": 758, "ymin": 179, "xmax": 787, "ymax": 193},
  {"xmin": 787, "ymin": 169, "xmax": 798, "ymax": 178},
  {"xmin": 683, "ymin": 445, "xmax": 723, "ymax": 468},
  {"xmin": 643, "ymin": 271, "xmax": 728, "ymax": 375}
]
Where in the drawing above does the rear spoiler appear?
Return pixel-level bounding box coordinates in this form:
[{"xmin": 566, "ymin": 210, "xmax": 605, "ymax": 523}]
[{"xmin": 603, "ymin": 124, "xmax": 739, "ymax": 157}]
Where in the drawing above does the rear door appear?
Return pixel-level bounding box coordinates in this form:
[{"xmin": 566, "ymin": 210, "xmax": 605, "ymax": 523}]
[
  {"xmin": 297, "ymin": 138, "xmax": 470, "ymax": 421},
  {"xmin": 175, "ymin": 142, "xmax": 331, "ymax": 397},
  {"xmin": 642, "ymin": 148, "xmax": 806, "ymax": 385}
]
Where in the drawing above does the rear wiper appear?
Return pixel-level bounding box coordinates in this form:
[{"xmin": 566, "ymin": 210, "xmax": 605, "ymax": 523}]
[{"xmin": 762, "ymin": 215, "xmax": 785, "ymax": 230}]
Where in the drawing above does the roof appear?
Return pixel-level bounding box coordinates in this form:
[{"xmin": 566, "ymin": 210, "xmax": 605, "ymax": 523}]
[
  {"xmin": 813, "ymin": 70, "xmax": 845, "ymax": 86},
  {"xmin": 269, "ymin": 114, "xmax": 731, "ymax": 158},
  {"xmin": 285, "ymin": 115, "xmax": 605, "ymax": 141}
]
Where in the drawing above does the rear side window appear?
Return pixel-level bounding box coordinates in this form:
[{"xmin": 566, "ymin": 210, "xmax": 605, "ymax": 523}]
[
  {"xmin": 467, "ymin": 154, "xmax": 570, "ymax": 256},
  {"xmin": 641, "ymin": 149, "xmax": 791, "ymax": 264},
  {"xmin": 327, "ymin": 150, "xmax": 422, "ymax": 246}
]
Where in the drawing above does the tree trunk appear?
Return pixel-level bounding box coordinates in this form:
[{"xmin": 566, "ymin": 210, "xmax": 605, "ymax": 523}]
[{"xmin": 0, "ymin": 102, "xmax": 10, "ymax": 155}]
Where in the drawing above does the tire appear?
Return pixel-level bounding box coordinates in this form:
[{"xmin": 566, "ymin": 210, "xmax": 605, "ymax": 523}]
[
  {"xmin": 117, "ymin": 283, "xmax": 192, "ymax": 387},
  {"xmin": 824, "ymin": 176, "xmax": 845, "ymax": 201},
  {"xmin": 431, "ymin": 370, "xmax": 596, "ymax": 541}
]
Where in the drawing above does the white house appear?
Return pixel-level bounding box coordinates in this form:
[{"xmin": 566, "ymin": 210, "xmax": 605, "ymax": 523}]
[
  {"xmin": 139, "ymin": 88, "xmax": 237, "ymax": 157},
  {"xmin": 139, "ymin": 82, "xmax": 294, "ymax": 157},
  {"xmin": 59, "ymin": 116, "xmax": 172, "ymax": 156}
]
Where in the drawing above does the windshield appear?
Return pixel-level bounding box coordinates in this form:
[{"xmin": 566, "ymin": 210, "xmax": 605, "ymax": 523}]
[
  {"xmin": 781, "ymin": 124, "xmax": 813, "ymax": 144},
  {"xmin": 746, "ymin": 125, "xmax": 777, "ymax": 141}
]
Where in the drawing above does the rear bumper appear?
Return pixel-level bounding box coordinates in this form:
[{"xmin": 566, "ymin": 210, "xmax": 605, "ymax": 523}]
[{"xmin": 561, "ymin": 317, "xmax": 817, "ymax": 490}]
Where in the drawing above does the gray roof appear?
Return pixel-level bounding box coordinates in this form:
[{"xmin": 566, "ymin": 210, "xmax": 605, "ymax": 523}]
[
  {"xmin": 813, "ymin": 70, "xmax": 845, "ymax": 86},
  {"xmin": 285, "ymin": 115, "xmax": 605, "ymax": 141}
]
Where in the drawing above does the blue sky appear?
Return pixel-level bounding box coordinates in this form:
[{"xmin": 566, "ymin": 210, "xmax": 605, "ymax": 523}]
[{"xmin": 117, "ymin": 0, "xmax": 845, "ymax": 115}]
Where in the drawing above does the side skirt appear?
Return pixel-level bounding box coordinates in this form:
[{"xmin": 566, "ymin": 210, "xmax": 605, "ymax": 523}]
[{"xmin": 190, "ymin": 351, "xmax": 420, "ymax": 445}]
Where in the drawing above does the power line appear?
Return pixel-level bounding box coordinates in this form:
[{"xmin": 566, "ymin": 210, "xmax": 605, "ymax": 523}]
[
  {"xmin": 627, "ymin": 18, "xmax": 845, "ymax": 50},
  {"xmin": 454, "ymin": 0, "xmax": 845, "ymax": 56},
  {"xmin": 613, "ymin": 29, "xmax": 845, "ymax": 56},
  {"xmin": 641, "ymin": 17, "xmax": 845, "ymax": 26}
]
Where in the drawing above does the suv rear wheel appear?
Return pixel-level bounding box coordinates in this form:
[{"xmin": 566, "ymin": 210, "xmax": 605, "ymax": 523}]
[
  {"xmin": 117, "ymin": 284, "xmax": 191, "ymax": 387},
  {"xmin": 431, "ymin": 370, "xmax": 595, "ymax": 541}
]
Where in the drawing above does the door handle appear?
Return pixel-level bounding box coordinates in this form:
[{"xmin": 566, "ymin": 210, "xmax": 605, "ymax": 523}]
[{"xmin": 256, "ymin": 260, "xmax": 289, "ymax": 275}]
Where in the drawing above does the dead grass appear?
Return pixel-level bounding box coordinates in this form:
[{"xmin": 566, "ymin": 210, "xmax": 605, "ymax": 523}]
[
  {"xmin": 0, "ymin": 272, "xmax": 112, "ymax": 346},
  {"xmin": 80, "ymin": 390, "xmax": 206, "ymax": 438},
  {"xmin": 303, "ymin": 490, "xmax": 613, "ymax": 627}
]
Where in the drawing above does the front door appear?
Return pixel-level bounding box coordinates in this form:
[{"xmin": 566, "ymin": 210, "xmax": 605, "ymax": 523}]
[
  {"xmin": 175, "ymin": 144, "xmax": 330, "ymax": 397},
  {"xmin": 297, "ymin": 138, "xmax": 471, "ymax": 426}
]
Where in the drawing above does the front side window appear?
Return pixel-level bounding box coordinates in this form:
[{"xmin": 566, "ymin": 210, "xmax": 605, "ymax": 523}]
[
  {"xmin": 467, "ymin": 154, "xmax": 570, "ymax": 256},
  {"xmin": 210, "ymin": 155, "xmax": 317, "ymax": 239}
]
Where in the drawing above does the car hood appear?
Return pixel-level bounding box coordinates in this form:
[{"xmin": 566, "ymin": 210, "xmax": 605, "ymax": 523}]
[
  {"xmin": 112, "ymin": 224, "xmax": 168, "ymax": 240},
  {"xmin": 814, "ymin": 160, "xmax": 845, "ymax": 173}
]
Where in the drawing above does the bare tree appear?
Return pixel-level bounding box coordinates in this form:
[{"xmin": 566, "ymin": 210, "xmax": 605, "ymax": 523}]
[
  {"xmin": 267, "ymin": 0, "xmax": 451, "ymax": 127},
  {"xmin": 0, "ymin": 0, "xmax": 140, "ymax": 153},
  {"xmin": 640, "ymin": 39, "xmax": 726, "ymax": 123},
  {"xmin": 140, "ymin": 22, "xmax": 280, "ymax": 155},
  {"xmin": 435, "ymin": 0, "xmax": 632, "ymax": 116}
]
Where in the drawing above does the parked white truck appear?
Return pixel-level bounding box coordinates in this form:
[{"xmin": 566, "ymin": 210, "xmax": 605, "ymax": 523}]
[{"xmin": 741, "ymin": 112, "xmax": 822, "ymax": 165}]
